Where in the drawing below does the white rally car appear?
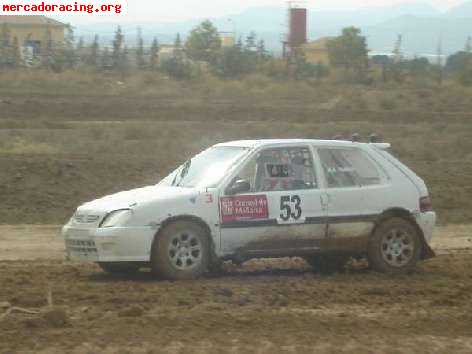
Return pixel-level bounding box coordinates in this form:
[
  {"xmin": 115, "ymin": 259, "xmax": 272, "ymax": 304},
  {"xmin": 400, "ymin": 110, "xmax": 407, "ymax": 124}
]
[{"xmin": 62, "ymin": 139, "xmax": 436, "ymax": 279}]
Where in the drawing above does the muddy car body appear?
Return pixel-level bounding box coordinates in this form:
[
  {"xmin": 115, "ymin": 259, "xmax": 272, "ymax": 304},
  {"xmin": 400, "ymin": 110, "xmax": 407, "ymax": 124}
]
[{"xmin": 62, "ymin": 139, "xmax": 436, "ymax": 279}]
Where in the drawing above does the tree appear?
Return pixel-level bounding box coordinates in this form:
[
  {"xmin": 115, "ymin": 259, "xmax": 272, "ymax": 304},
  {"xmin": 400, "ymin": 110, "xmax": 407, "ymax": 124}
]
[
  {"xmin": 136, "ymin": 27, "xmax": 145, "ymax": 69},
  {"xmin": 212, "ymin": 38, "xmax": 269, "ymax": 79},
  {"xmin": 76, "ymin": 37, "xmax": 84, "ymax": 52},
  {"xmin": 435, "ymin": 38, "xmax": 444, "ymax": 86},
  {"xmin": 213, "ymin": 45, "xmax": 245, "ymax": 79},
  {"xmin": 459, "ymin": 59, "xmax": 472, "ymax": 86},
  {"xmin": 404, "ymin": 57, "xmax": 431, "ymax": 79},
  {"xmin": 86, "ymin": 35, "xmax": 100, "ymax": 68},
  {"xmin": 256, "ymin": 39, "xmax": 268, "ymax": 59},
  {"xmin": 371, "ymin": 55, "xmax": 391, "ymax": 83},
  {"xmin": 161, "ymin": 33, "xmax": 192, "ymax": 80},
  {"xmin": 175, "ymin": 33, "xmax": 182, "ymax": 49},
  {"xmin": 465, "ymin": 36, "xmax": 472, "ymax": 53},
  {"xmin": 184, "ymin": 20, "xmax": 221, "ymax": 63},
  {"xmin": 326, "ymin": 27, "xmax": 369, "ymax": 82},
  {"xmin": 446, "ymin": 50, "xmax": 472, "ymax": 86},
  {"xmin": 42, "ymin": 25, "xmax": 76, "ymax": 72},
  {"xmin": 101, "ymin": 46, "xmax": 112, "ymax": 70},
  {"xmin": 0, "ymin": 23, "xmax": 12, "ymax": 69},
  {"xmin": 119, "ymin": 45, "xmax": 130, "ymax": 74},
  {"xmin": 0, "ymin": 23, "xmax": 10, "ymax": 46},
  {"xmin": 235, "ymin": 36, "xmax": 243, "ymax": 50},
  {"xmin": 292, "ymin": 54, "xmax": 329, "ymax": 81},
  {"xmin": 149, "ymin": 37, "xmax": 159, "ymax": 70},
  {"xmin": 312, "ymin": 62, "xmax": 330, "ymax": 81},
  {"xmin": 76, "ymin": 36, "xmax": 84, "ymax": 65},
  {"xmin": 112, "ymin": 26, "xmax": 124, "ymax": 69},
  {"xmin": 446, "ymin": 51, "xmax": 472, "ymax": 72},
  {"xmin": 10, "ymin": 36, "xmax": 23, "ymax": 68},
  {"xmin": 62, "ymin": 24, "xmax": 76, "ymax": 69},
  {"xmin": 245, "ymin": 31, "xmax": 257, "ymax": 50},
  {"xmin": 41, "ymin": 26, "xmax": 54, "ymax": 69}
]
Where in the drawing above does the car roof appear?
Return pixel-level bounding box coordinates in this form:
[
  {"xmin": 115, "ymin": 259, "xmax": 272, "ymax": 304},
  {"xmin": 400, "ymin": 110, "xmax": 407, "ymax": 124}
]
[{"xmin": 214, "ymin": 139, "xmax": 368, "ymax": 149}]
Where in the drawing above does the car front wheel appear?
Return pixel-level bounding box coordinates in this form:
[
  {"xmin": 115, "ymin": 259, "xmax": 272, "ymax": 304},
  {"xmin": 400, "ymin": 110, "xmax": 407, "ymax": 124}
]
[
  {"xmin": 368, "ymin": 217, "xmax": 422, "ymax": 274},
  {"xmin": 151, "ymin": 220, "xmax": 210, "ymax": 280}
]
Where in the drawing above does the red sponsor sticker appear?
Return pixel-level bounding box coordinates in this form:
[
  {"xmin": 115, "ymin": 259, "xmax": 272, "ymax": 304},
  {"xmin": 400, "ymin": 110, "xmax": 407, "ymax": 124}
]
[{"xmin": 220, "ymin": 195, "xmax": 269, "ymax": 223}]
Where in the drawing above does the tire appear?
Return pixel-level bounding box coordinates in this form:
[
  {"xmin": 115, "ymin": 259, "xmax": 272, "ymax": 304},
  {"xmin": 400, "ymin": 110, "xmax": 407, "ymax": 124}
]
[
  {"xmin": 98, "ymin": 262, "xmax": 141, "ymax": 274},
  {"xmin": 368, "ymin": 217, "xmax": 422, "ymax": 274},
  {"xmin": 305, "ymin": 255, "xmax": 348, "ymax": 275},
  {"xmin": 151, "ymin": 220, "xmax": 210, "ymax": 280}
]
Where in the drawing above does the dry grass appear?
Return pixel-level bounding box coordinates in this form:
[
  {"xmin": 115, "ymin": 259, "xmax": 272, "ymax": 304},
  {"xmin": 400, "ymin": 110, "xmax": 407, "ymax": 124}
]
[{"xmin": 0, "ymin": 71, "xmax": 471, "ymax": 224}]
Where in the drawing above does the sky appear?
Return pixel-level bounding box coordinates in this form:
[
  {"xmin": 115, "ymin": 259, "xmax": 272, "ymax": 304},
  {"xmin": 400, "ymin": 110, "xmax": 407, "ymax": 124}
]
[{"xmin": 55, "ymin": 0, "xmax": 467, "ymax": 24}]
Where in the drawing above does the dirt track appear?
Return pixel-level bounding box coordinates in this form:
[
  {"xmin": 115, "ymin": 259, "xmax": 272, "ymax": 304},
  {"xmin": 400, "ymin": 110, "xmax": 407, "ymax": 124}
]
[{"xmin": 1, "ymin": 225, "xmax": 472, "ymax": 353}]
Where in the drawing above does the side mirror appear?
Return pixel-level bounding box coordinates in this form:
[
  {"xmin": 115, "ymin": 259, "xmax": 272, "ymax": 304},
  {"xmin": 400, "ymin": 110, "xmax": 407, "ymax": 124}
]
[{"xmin": 226, "ymin": 179, "xmax": 251, "ymax": 195}]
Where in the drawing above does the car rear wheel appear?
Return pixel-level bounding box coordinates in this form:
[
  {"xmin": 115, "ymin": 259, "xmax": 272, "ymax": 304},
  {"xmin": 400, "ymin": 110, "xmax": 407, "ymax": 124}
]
[
  {"xmin": 151, "ymin": 220, "xmax": 210, "ymax": 280},
  {"xmin": 368, "ymin": 217, "xmax": 422, "ymax": 274},
  {"xmin": 98, "ymin": 262, "xmax": 141, "ymax": 274}
]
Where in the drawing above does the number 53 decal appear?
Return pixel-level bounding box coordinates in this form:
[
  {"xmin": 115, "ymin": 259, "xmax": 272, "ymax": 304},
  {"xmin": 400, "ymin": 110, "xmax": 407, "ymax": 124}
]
[{"xmin": 280, "ymin": 195, "xmax": 302, "ymax": 221}]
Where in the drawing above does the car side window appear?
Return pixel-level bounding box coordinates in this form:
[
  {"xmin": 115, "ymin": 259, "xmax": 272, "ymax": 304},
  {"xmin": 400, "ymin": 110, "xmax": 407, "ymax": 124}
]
[
  {"xmin": 318, "ymin": 148, "xmax": 381, "ymax": 188},
  {"xmin": 234, "ymin": 146, "xmax": 317, "ymax": 193},
  {"xmin": 234, "ymin": 156, "xmax": 258, "ymax": 192}
]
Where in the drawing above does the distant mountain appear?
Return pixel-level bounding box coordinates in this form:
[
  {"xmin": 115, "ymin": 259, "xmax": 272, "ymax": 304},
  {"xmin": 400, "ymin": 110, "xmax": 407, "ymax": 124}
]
[
  {"xmin": 365, "ymin": 15, "xmax": 472, "ymax": 56},
  {"xmin": 72, "ymin": 1, "xmax": 472, "ymax": 57}
]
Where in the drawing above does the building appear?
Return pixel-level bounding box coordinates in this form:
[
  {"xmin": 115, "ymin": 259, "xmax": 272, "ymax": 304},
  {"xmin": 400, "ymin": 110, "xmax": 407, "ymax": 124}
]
[
  {"xmin": 219, "ymin": 32, "xmax": 235, "ymax": 48},
  {"xmin": 301, "ymin": 37, "xmax": 333, "ymax": 66},
  {"xmin": 0, "ymin": 15, "xmax": 67, "ymax": 56},
  {"xmin": 158, "ymin": 44, "xmax": 177, "ymax": 61}
]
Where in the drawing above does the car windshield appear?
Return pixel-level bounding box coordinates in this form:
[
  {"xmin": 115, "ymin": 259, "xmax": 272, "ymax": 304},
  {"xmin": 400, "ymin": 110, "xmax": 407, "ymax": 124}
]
[{"xmin": 159, "ymin": 146, "xmax": 250, "ymax": 188}]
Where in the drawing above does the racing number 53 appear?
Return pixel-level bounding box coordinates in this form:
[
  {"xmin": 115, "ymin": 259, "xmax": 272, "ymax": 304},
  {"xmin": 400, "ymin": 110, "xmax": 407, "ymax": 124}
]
[{"xmin": 280, "ymin": 195, "xmax": 302, "ymax": 221}]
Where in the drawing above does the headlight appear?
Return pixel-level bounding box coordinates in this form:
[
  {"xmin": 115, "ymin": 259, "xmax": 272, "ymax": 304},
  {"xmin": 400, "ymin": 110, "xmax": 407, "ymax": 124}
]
[{"xmin": 99, "ymin": 209, "xmax": 132, "ymax": 228}]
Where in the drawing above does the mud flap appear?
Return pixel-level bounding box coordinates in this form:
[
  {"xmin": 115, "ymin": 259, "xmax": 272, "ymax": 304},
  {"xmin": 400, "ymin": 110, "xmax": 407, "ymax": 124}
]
[{"xmin": 422, "ymin": 242, "xmax": 436, "ymax": 260}]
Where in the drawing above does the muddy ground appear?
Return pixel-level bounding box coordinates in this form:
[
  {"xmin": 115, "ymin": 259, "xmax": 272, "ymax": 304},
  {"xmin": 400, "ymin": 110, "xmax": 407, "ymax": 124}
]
[
  {"xmin": 1, "ymin": 90, "xmax": 472, "ymax": 225},
  {"xmin": 1, "ymin": 225, "xmax": 472, "ymax": 353}
]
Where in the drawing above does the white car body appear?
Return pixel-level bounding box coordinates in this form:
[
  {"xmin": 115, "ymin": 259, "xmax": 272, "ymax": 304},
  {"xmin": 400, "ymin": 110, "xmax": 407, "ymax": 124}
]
[{"xmin": 62, "ymin": 139, "xmax": 436, "ymax": 265}]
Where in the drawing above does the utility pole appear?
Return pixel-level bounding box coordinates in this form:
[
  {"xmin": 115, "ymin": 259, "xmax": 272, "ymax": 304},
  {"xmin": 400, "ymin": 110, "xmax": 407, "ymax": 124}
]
[
  {"xmin": 389, "ymin": 34, "xmax": 403, "ymax": 83},
  {"xmin": 392, "ymin": 34, "xmax": 403, "ymax": 63}
]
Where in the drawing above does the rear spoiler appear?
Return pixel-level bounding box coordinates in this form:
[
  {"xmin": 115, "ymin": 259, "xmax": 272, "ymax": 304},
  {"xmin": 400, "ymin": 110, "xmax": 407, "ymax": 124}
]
[{"xmin": 370, "ymin": 143, "xmax": 391, "ymax": 150}]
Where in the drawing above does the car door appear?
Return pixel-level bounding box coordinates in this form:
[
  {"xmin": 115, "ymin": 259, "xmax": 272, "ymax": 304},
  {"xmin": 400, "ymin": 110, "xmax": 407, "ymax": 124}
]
[
  {"xmin": 219, "ymin": 145, "xmax": 327, "ymax": 256},
  {"xmin": 315, "ymin": 147, "xmax": 379, "ymax": 251}
]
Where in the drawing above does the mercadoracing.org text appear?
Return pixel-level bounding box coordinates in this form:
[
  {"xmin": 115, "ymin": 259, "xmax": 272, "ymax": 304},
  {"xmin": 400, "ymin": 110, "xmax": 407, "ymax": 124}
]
[{"xmin": 1, "ymin": 1, "xmax": 126, "ymax": 15}]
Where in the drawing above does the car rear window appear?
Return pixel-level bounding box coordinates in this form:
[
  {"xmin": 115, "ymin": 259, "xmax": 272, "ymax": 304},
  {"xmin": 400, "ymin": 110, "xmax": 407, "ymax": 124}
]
[{"xmin": 318, "ymin": 148, "xmax": 382, "ymax": 188}]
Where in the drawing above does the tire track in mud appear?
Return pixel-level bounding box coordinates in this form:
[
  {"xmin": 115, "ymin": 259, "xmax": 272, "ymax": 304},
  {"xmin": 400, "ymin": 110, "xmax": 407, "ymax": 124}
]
[
  {"xmin": 1, "ymin": 225, "xmax": 472, "ymax": 352},
  {"xmin": 1, "ymin": 253, "xmax": 472, "ymax": 353}
]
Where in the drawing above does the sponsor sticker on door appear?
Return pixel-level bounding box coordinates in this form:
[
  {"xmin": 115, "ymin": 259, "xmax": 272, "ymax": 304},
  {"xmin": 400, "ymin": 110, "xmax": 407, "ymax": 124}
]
[{"xmin": 220, "ymin": 195, "xmax": 268, "ymax": 223}]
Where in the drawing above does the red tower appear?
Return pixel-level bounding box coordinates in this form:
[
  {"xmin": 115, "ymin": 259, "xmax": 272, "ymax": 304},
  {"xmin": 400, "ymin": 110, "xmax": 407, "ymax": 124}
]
[
  {"xmin": 289, "ymin": 7, "xmax": 307, "ymax": 48},
  {"xmin": 283, "ymin": 3, "xmax": 308, "ymax": 59}
]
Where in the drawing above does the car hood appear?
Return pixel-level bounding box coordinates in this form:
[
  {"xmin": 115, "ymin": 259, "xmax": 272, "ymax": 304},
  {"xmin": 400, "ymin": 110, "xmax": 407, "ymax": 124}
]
[{"xmin": 78, "ymin": 185, "xmax": 199, "ymax": 213}]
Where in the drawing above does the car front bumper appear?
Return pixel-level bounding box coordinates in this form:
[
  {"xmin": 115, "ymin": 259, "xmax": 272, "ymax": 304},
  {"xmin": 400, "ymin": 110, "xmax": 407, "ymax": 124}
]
[{"xmin": 62, "ymin": 225, "xmax": 156, "ymax": 262}]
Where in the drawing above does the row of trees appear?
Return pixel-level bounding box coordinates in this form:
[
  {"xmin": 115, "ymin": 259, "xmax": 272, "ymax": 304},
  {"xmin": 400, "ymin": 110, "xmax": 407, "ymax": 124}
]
[
  {"xmin": 1, "ymin": 19, "xmax": 472, "ymax": 85},
  {"xmin": 163, "ymin": 21, "xmax": 281, "ymax": 79},
  {"xmin": 324, "ymin": 26, "xmax": 472, "ymax": 86},
  {"xmin": 0, "ymin": 20, "xmax": 326, "ymax": 80}
]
